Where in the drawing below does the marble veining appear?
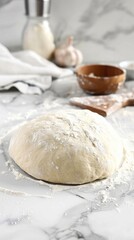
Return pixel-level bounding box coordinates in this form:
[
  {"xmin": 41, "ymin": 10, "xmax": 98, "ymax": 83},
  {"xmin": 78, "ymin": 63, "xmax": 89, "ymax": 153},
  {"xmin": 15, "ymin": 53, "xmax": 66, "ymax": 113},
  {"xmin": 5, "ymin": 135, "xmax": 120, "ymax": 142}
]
[
  {"xmin": 0, "ymin": 0, "xmax": 134, "ymax": 237},
  {"xmin": 0, "ymin": 0, "xmax": 134, "ymax": 62},
  {"xmin": 0, "ymin": 80, "xmax": 133, "ymax": 239},
  {"xmin": 50, "ymin": 0, "xmax": 134, "ymax": 62},
  {"xmin": 0, "ymin": 0, "xmax": 12, "ymax": 7}
]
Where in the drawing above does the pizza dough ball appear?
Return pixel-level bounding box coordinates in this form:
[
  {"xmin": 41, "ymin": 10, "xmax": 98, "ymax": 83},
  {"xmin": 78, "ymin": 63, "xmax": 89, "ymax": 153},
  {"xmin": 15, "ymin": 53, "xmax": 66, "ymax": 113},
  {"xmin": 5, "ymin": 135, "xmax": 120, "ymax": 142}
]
[{"xmin": 9, "ymin": 110, "xmax": 125, "ymax": 184}]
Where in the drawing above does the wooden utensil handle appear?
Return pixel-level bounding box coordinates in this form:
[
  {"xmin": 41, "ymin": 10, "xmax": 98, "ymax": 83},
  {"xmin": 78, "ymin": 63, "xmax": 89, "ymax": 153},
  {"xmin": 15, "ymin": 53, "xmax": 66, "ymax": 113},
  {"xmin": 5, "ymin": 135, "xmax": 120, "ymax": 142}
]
[
  {"xmin": 127, "ymin": 99, "xmax": 134, "ymax": 106},
  {"xmin": 122, "ymin": 93, "xmax": 134, "ymax": 107}
]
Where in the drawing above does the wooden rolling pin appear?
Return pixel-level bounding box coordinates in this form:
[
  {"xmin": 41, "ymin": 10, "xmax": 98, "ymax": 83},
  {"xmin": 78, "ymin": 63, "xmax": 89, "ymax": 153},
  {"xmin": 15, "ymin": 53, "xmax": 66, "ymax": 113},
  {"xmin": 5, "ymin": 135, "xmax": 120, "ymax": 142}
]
[{"xmin": 70, "ymin": 91, "xmax": 134, "ymax": 117}]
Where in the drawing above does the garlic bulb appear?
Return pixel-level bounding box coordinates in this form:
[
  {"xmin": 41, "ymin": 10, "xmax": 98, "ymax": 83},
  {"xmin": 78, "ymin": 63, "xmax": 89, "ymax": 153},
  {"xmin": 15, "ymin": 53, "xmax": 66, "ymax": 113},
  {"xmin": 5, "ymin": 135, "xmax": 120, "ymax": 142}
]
[{"xmin": 54, "ymin": 36, "xmax": 83, "ymax": 67}]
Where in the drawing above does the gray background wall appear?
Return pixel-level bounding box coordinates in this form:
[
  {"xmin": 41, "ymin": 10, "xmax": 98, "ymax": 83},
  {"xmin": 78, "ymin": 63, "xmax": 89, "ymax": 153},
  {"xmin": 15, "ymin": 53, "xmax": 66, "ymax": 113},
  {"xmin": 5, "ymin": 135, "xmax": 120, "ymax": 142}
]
[{"xmin": 0, "ymin": 0, "xmax": 134, "ymax": 63}]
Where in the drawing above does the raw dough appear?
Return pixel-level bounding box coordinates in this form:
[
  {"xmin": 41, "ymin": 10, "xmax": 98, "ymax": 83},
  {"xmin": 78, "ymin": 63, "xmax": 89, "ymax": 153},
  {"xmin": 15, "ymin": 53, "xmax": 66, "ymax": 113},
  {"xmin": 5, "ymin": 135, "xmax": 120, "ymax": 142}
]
[{"xmin": 9, "ymin": 110, "xmax": 125, "ymax": 184}]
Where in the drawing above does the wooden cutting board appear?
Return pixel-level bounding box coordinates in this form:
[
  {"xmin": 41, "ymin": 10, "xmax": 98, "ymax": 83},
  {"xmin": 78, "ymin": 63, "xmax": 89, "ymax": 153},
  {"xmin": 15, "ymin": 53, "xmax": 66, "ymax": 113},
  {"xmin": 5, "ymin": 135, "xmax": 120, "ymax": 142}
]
[{"xmin": 70, "ymin": 90, "xmax": 134, "ymax": 117}]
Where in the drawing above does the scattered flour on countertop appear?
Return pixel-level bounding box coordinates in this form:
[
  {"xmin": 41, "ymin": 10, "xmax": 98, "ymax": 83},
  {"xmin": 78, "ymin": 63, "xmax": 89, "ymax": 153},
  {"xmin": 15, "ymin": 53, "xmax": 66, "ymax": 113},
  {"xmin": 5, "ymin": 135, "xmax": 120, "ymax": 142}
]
[
  {"xmin": 0, "ymin": 89, "xmax": 134, "ymax": 199},
  {"xmin": 2, "ymin": 128, "xmax": 134, "ymax": 201}
]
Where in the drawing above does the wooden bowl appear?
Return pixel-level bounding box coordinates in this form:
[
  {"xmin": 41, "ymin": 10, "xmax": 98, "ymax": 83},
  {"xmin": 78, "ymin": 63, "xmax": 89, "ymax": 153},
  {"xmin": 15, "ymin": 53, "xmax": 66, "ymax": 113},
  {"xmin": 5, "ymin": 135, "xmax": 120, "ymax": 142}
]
[{"xmin": 75, "ymin": 64, "xmax": 126, "ymax": 95}]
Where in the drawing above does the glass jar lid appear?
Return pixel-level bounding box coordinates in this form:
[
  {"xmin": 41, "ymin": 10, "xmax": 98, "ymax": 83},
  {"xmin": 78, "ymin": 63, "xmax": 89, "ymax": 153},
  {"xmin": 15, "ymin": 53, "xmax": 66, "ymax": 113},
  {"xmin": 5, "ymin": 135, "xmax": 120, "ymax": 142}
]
[{"xmin": 24, "ymin": 0, "xmax": 51, "ymax": 18}]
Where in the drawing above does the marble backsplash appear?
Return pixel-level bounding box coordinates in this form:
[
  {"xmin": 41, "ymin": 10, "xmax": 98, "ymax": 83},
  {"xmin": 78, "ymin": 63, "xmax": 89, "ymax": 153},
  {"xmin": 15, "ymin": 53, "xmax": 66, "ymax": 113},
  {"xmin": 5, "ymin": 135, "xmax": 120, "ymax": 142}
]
[{"xmin": 0, "ymin": 0, "xmax": 134, "ymax": 63}]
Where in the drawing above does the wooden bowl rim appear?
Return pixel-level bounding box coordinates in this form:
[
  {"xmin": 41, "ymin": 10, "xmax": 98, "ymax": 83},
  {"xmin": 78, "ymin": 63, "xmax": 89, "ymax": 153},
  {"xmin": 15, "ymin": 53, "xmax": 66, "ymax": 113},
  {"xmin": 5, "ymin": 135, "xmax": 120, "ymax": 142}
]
[{"xmin": 75, "ymin": 64, "xmax": 126, "ymax": 79}]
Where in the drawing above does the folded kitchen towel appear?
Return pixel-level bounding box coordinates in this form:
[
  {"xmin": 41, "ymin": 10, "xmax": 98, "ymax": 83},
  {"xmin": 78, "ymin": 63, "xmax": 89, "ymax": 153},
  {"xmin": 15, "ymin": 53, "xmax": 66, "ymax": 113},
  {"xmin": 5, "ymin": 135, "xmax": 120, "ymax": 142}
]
[{"xmin": 0, "ymin": 43, "xmax": 73, "ymax": 94}]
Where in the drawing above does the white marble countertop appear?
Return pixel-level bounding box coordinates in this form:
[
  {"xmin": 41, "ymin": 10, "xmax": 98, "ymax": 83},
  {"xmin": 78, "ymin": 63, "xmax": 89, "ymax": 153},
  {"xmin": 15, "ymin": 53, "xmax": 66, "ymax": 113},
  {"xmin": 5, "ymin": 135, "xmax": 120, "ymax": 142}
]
[{"xmin": 0, "ymin": 79, "xmax": 134, "ymax": 240}]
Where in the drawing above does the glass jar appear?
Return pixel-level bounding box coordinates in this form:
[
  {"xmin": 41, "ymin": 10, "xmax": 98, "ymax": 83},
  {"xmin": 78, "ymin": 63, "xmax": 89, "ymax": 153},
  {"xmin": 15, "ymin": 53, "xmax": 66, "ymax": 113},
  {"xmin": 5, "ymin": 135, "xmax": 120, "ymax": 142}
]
[{"xmin": 22, "ymin": 0, "xmax": 55, "ymax": 59}]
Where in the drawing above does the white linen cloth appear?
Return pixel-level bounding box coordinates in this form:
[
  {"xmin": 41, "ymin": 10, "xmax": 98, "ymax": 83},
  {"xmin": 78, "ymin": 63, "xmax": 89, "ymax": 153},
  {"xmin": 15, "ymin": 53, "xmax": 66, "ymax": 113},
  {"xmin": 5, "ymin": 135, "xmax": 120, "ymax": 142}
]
[{"xmin": 0, "ymin": 43, "xmax": 73, "ymax": 94}]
